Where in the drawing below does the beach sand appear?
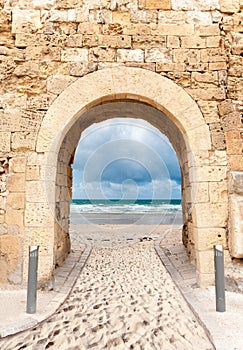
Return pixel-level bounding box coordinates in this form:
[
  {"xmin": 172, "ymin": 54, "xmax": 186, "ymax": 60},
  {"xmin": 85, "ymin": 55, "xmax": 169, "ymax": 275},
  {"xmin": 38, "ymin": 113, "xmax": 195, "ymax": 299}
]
[{"xmin": 0, "ymin": 224, "xmax": 214, "ymax": 350}]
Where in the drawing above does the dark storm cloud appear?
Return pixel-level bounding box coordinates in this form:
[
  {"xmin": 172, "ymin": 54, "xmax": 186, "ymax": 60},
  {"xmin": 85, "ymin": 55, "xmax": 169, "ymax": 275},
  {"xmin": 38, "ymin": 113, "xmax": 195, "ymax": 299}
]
[{"xmin": 72, "ymin": 118, "xmax": 181, "ymax": 199}]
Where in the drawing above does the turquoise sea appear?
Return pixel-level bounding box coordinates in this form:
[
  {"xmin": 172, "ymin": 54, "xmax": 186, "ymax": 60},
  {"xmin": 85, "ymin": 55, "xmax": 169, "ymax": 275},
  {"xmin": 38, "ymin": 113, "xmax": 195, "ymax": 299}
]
[{"xmin": 70, "ymin": 199, "xmax": 182, "ymax": 225}]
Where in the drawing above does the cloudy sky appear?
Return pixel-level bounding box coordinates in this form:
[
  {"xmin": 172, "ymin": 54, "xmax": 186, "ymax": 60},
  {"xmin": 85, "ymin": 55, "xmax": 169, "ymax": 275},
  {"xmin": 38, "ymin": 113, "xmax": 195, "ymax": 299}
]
[{"xmin": 72, "ymin": 118, "xmax": 181, "ymax": 200}]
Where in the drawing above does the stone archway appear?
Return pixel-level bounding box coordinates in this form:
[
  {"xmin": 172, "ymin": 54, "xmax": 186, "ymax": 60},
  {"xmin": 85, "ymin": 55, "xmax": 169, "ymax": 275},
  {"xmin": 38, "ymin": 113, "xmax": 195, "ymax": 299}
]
[{"xmin": 30, "ymin": 67, "xmax": 228, "ymax": 286}]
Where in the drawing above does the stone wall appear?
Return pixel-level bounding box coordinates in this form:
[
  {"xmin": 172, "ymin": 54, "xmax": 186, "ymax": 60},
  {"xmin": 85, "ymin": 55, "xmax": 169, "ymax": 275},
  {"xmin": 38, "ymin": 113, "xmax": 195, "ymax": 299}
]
[{"xmin": 0, "ymin": 0, "xmax": 242, "ymax": 286}]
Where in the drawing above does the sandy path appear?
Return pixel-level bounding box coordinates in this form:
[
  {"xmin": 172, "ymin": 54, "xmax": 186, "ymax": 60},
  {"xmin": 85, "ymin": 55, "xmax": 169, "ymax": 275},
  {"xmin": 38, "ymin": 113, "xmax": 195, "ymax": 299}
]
[{"xmin": 0, "ymin": 241, "xmax": 213, "ymax": 350}]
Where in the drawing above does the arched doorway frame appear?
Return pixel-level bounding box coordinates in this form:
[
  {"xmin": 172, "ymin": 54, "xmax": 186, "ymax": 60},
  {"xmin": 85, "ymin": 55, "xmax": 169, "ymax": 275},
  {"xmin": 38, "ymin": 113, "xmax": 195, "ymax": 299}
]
[{"xmin": 28, "ymin": 67, "xmax": 227, "ymax": 286}]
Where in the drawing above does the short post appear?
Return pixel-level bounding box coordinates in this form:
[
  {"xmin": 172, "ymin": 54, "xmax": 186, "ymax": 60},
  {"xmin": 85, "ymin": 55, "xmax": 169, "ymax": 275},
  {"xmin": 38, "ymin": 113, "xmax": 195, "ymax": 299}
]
[
  {"xmin": 214, "ymin": 245, "xmax": 226, "ymax": 312},
  {"xmin": 26, "ymin": 246, "xmax": 39, "ymax": 314}
]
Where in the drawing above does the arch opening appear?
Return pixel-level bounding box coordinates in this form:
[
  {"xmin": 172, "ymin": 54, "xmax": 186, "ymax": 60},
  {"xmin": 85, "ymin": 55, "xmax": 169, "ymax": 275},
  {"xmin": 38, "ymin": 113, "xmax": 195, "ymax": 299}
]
[
  {"xmin": 32, "ymin": 67, "xmax": 226, "ymax": 287},
  {"xmin": 53, "ymin": 100, "xmax": 192, "ymax": 269}
]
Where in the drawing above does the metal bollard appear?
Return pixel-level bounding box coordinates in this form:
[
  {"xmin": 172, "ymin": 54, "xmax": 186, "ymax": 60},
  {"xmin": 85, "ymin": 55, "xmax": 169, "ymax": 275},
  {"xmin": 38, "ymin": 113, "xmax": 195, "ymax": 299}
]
[
  {"xmin": 214, "ymin": 245, "xmax": 226, "ymax": 312},
  {"xmin": 26, "ymin": 246, "xmax": 39, "ymax": 314}
]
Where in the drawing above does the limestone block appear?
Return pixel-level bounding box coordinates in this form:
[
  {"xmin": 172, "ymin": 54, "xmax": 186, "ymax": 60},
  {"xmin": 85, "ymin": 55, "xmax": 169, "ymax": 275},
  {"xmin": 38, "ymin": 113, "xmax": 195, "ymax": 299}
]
[
  {"xmin": 132, "ymin": 35, "xmax": 166, "ymax": 49},
  {"xmin": 67, "ymin": 34, "xmax": 83, "ymax": 47},
  {"xmin": 209, "ymin": 122, "xmax": 226, "ymax": 150},
  {"xmin": 229, "ymin": 171, "xmax": 243, "ymax": 195},
  {"xmin": 70, "ymin": 61, "xmax": 98, "ymax": 77},
  {"xmin": 218, "ymin": 99, "xmax": 234, "ymax": 116},
  {"xmin": 191, "ymin": 182, "xmax": 209, "ymax": 204},
  {"xmin": 75, "ymin": 8, "xmax": 90, "ymax": 22},
  {"xmin": 145, "ymin": 48, "xmax": 172, "ymax": 63},
  {"xmin": 9, "ymin": 158, "xmax": 26, "ymax": 173},
  {"xmin": 77, "ymin": 22, "xmax": 100, "ymax": 34},
  {"xmin": 5, "ymin": 209, "xmax": 24, "ymax": 229},
  {"xmin": 194, "ymin": 227, "xmax": 227, "ymax": 250},
  {"xmin": 186, "ymin": 87, "xmax": 226, "ymax": 101},
  {"xmin": 209, "ymin": 150, "xmax": 227, "ymax": 166},
  {"xmin": 209, "ymin": 62, "xmax": 227, "ymax": 70},
  {"xmin": 190, "ymin": 165, "xmax": 227, "ymax": 183},
  {"xmin": 201, "ymin": 48, "xmax": 226, "ymax": 63},
  {"xmin": 167, "ymin": 36, "xmax": 180, "ymax": 48},
  {"xmin": 23, "ymin": 228, "xmax": 53, "ymax": 256},
  {"xmin": 99, "ymin": 35, "xmax": 131, "ymax": 48},
  {"xmin": 0, "ymin": 108, "xmax": 21, "ymax": 132},
  {"xmin": 7, "ymin": 173, "xmax": 25, "ymax": 192},
  {"xmin": 206, "ymin": 36, "xmax": 221, "ymax": 48},
  {"xmin": 26, "ymin": 181, "xmax": 47, "ymax": 203},
  {"xmin": 145, "ymin": 0, "xmax": 171, "ymax": 10},
  {"xmin": 229, "ymin": 193, "xmax": 243, "ymax": 258},
  {"xmin": 25, "ymin": 202, "xmax": 53, "ymax": 227},
  {"xmin": 196, "ymin": 272, "xmax": 215, "ymax": 287},
  {"xmin": 181, "ymin": 36, "xmax": 206, "ymax": 49},
  {"xmin": 230, "ymin": 33, "xmax": 243, "ymax": 55},
  {"xmin": 123, "ymin": 23, "xmax": 151, "ymax": 36},
  {"xmin": 33, "ymin": 0, "xmax": 55, "ymax": 9},
  {"xmin": 90, "ymin": 47, "xmax": 116, "ymax": 62},
  {"xmin": 130, "ymin": 9, "xmax": 154, "ymax": 25},
  {"xmin": 156, "ymin": 62, "xmax": 185, "ymax": 72},
  {"xmin": 192, "ymin": 202, "xmax": 228, "ymax": 227},
  {"xmin": 48, "ymin": 10, "xmax": 68, "ymax": 22},
  {"xmin": 47, "ymin": 75, "xmax": 77, "ymax": 94},
  {"xmin": 156, "ymin": 23, "xmax": 194, "ymax": 36},
  {"xmin": 173, "ymin": 48, "xmax": 200, "ymax": 64},
  {"xmin": 171, "ymin": 0, "xmax": 194, "ymax": 10},
  {"xmin": 221, "ymin": 111, "xmax": 241, "ymax": 131},
  {"xmin": 61, "ymin": 47, "xmax": 89, "ymax": 62},
  {"xmin": 173, "ymin": 0, "xmax": 219, "ymax": 11},
  {"xmin": 220, "ymin": 0, "xmax": 240, "ymax": 13},
  {"xmin": 196, "ymin": 24, "xmax": 220, "ymax": 36},
  {"xmin": 6, "ymin": 193, "xmax": 25, "ymax": 210},
  {"xmin": 191, "ymin": 71, "xmax": 218, "ymax": 85},
  {"xmin": 82, "ymin": 34, "xmax": 99, "ymax": 47},
  {"xmin": 27, "ymin": 95, "xmax": 49, "ymax": 111},
  {"xmin": 228, "ymin": 56, "xmax": 243, "ymax": 77},
  {"xmin": 185, "ymin": 11, "xmax": 213, "ymax": 24},
  {"xmin": 14, "ymin": 61, "xmax": 40, "ymax": 78},
  {"xmin": 227, "ymin": 77, "xmax": 243, "ymax": 100},
  {"xmin": 26, "ymin": 165, "xmax": 40, "ymax": 181},
  {"xmin": 225, "ymin": 131, "xmax": 243, "ymax": 154},
  {"xmin": 0, "ymin": 235, "xmax": 20, "ymax": 284},
  {"xmin": 228, "ymin": 155, "xmax": 243, "ymax": 171},
  {"xmin": 0, "ymin": 132, "xmax": 11, "ymax": 153},
  {"xmin": 157, "ymin": 9, "xmax": 186, "ymax": 23},
  {"xmin": 56, "ymin": 0, "xmax": 81, "ymax": 8},
  {"xmin": 197, "ymin": 101, "xmax": 220, "ymax": 123},
  {"xmin": 196, "ymin": 249, "xmax": 215, "ymax": 275},
  {"xmin": 25, "ymin": 46, "xmax": 61, "ymax": 61},
  {"xmin": 233, "ymin": 13, "xmax": 243, "ymax": 32},
  {"xmin": 209, "ymin": 181, "xmax": 228, "ymax": 203},
  {"xmin": 11, "ymin": 132, "xmax": 36, "ymax": 152},
  {"xmin": 12, "ymin": 9, "xmax": 41, "ymax": 34},
  {"xmin": 0, "ymin": 9, "xmax": 11, "ymax": 33},
  {"xmin": 117, "ymin": 49, "xmax": 144, "ymax": 62}
]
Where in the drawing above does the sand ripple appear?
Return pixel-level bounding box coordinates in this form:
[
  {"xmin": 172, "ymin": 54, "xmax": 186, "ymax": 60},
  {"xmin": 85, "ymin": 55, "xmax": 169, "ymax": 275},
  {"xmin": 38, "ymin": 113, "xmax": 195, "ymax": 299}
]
[{"xmin": 0, "ymin": 241, "xmax": 213, "ymax": 350}]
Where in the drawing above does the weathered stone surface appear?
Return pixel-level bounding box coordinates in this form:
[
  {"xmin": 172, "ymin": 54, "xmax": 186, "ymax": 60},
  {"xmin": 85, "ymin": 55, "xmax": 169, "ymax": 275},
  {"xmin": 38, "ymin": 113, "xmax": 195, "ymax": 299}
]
[
  {"xmin": 145, "ymin": 48, "xmax": 172, "ymax": 62},
  {"xmin": 12, "ymin": 9, "xmax": 41, "ymax": 34},
  {"xmin": 145, "ymin": 0, "xmax": 171, "ymax": 10},
  {"xmin": 6, "ymin": 193, "xmax": 25, "ymax": 210},
  {"xmin": 117, "ymin": 49, "xmax": 144, "ymax": 62},
  {"xmin": 0, "ymin": 235, "xmax": 20, "ymax": 284},
  {"xmin": 220, "ymin": 0, "xmax": 240, "ymax": 13},
  {"xmin": 7, "ymin": 173, "xmax": 25, "ymax": 192},
  {"xmin": 0, "ymin": 0, "xmax": 242, "ymax": 288}
]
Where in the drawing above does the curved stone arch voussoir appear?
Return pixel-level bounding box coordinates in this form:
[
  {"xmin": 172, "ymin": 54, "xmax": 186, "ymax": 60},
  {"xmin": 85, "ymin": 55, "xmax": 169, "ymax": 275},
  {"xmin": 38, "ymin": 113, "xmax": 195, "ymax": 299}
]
[{"xmin": 36, "ymin": 67, "xmax": 211, "ymax": 156}]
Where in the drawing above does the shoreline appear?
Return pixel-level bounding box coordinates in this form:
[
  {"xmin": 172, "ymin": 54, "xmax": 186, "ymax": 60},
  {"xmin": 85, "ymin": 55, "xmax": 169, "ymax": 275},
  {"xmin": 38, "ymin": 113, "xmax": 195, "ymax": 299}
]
[{"xmin": 70, "ymin": 212, "xmax": 183, "ymax": 225}]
